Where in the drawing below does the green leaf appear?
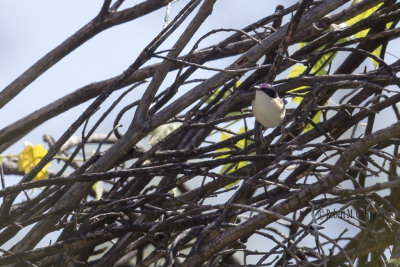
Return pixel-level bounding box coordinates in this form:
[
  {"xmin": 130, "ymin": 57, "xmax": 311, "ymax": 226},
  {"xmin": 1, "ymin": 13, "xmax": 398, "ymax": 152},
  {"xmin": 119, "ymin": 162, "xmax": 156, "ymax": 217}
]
[
  {"xmin": 346, "ymin": 1, "xmax": 383, "ymax": 38},
  {"xmin": 92, "ymin": 181, "xmax": 103, "ymax": 200},
  {"xmin": 148, "ymin": 123, "xmax": 181, "ymax": 146},
  {"xmin": 390, "ymin": 259, "xmax": 400, "ymax": 266}
]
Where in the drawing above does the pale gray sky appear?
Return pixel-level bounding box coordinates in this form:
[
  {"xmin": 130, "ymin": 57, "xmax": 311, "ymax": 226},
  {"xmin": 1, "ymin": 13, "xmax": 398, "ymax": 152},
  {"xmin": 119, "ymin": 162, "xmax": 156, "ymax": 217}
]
[
  {"xmin": 0, "ymin": 0, "xmax": 299, "ymax": 153},
  {"xmin": 1, "ymin": 0, "xmax": 398, "ymax": 259}
]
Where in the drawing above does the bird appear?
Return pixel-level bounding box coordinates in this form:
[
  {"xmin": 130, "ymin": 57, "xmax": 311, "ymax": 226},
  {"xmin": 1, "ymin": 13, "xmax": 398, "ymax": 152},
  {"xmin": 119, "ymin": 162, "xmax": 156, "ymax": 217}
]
[{"xmin": 252, "ymin": 83, "xmax": 286, "ymax": 129}]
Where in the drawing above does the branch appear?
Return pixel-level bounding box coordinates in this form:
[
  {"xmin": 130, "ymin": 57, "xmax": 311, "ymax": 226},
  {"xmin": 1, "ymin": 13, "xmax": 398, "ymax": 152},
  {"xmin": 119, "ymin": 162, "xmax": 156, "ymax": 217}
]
[
  {"xmin": 182, "ymin": 121, "xmax": 400, "ymax": 265},
  {"xmin": 0, "ymin": 0, "xmax": 174, "ymax": 109}
]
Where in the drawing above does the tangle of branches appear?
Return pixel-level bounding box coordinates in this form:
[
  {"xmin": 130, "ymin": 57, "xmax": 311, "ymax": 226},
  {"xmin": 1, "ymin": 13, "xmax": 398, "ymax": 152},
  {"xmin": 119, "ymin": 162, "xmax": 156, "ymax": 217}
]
[{"xmin": 1, "ymin": 0, "xmax": 400, "ymax": 266}]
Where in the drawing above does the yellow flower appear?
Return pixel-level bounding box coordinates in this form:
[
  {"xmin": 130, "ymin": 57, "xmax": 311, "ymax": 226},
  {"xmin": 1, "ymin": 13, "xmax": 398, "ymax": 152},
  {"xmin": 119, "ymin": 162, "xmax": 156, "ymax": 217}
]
[{"xmin": 18, "ymin": 143, "xmax": 50, "ymax": 181}]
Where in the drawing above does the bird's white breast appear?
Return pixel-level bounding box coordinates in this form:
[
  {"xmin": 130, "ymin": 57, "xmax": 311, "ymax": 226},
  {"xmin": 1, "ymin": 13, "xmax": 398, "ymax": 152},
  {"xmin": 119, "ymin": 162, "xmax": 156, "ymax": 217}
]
[{"xmin": 252, "ymin": 90, "xmax": 285, "ymax": 128}]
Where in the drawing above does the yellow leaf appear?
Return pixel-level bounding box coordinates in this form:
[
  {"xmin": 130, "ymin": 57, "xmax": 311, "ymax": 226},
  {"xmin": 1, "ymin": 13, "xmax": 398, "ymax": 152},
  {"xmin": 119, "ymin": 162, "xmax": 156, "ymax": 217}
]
[
  {"xmin": 288, "ymin": 64, "xmax": 306, "ymax": 78},
  {"xmin": 216, "ymin": 132, "xmax": 234, "ymax": 159},
  {"xmin": 304, "ymin": 100, "xmax": 329, "ymax": 132},
  {"xmin": 236, "ymin": 127, "xmax": 253, "ymax": 149},
  {"xmin": 235, "ymin": 81, "xmax": 242, "ymax": 87},
  {"xmin": 225, "ymin": 180, "xmax": 240, "ymax": 189},
  {"xmin": 371, "ymin": 45, "xmax": 382, "ymax": 69},
  {"xmin": 288, "ymin": 64, "xmax": 308, "ymax": 104},
  {"xmin": 312, "ymin": 53, "xmax": 334, "ymax": 75},
  {"xmin": 216, "ymin": 127, "xmax": 252, "ymax": 189},
  {"xmin": 148, "ymin": 123, "xmax": 180, "ymax": 146},
  {"xmin": 92, "ymin": 181, "xmax": 103, "ymax": 200},
  {"xmin": 288, "ymin": 86, "xmax": 308, "ymax": 105},
  {"xmin": 346, "ymin": 1, "xmax": 383, "ymax": 38},
  {"xmin": 18, "ymin": 144, "xmax": 50, "ymax": 181},
  {"xmin": 304, "ymin": 110, "xmax": 323, "ymax": 132},
  {"xmin": 299, "ymin": 42, "xmax": 307, "ymax": 48},
  {"xmin": 206, "ymin": 81, "xmax": 242, "ymax": 104},
  {"xmin": 369, "ymin": 21, "xmax": 393, "ymax": 68}
]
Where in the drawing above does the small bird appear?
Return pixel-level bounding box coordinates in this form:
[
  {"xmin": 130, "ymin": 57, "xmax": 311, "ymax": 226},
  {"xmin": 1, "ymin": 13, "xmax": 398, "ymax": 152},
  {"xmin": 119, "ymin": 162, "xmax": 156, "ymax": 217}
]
[{"xmin": 252, "ymin": 83, "xmax": 286, "ymax": 129}]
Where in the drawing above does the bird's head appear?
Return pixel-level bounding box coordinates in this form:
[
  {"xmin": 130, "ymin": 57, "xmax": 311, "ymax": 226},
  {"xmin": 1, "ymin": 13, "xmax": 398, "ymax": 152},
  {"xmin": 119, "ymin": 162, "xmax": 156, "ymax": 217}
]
[{"xmin": 254, "ymin": 83, "xmax": 277, "ymax": 98}]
